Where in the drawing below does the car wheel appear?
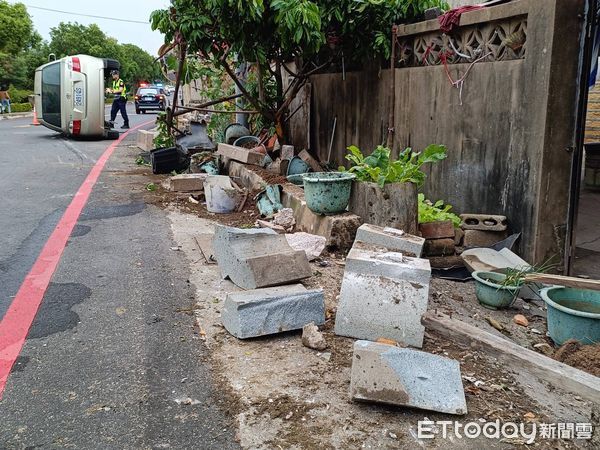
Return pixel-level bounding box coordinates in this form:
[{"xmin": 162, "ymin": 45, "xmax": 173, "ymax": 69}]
[
  {"xmin": 106, "ymin": 130, "xmax": 120, "ymax": 140},
  {"xmin": 136, "ymin": 109, "xmax": 140, "ymax": 114},
  {"xmin": 142, "ymin": 110, "xmax": 146, "ymax": 114}
]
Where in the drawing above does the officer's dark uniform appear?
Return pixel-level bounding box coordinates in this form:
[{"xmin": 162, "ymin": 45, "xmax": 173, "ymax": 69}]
[{"xmin": 109, "ymin": 71, "xmax": 129, "ymax": 129}]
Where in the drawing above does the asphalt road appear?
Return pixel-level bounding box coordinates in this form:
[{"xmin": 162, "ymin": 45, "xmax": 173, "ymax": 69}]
[{"xmin": 0, "ymin": 106, "xmax": 238, "ymax": 449}]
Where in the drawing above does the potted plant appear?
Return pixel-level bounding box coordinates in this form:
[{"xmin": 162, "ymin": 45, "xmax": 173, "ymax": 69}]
[
  {"xmin": 342, "ymin": 144, "xmax": 447, "ymax": 234},
  {"xmin": 417, "ymin": 193, "xmax": 462, "ymax": 240},
  {"xmin": 473, "ymin": 259, "xmax": 556, "ymax": 310}
]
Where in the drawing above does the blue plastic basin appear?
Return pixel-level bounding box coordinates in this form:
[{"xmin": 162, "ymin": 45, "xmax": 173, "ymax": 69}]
[{"xmin": 540, "ymin": 286, "xmax": 600, "ymax": 345}]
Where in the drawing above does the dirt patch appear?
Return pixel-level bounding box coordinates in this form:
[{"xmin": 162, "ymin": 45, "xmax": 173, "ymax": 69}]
[
  {"xmin": 554, "ymin": 340, "xmax": 600, "ymax": 377},
  {"xmin": 123, "ymin": 146, "xmax": 595, "ymax": 449},
  {"xmin": 246, "ymin": 165, "xmax": 290, "ymax": 185}
]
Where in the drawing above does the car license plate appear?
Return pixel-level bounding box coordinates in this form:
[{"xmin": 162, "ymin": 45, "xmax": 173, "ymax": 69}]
[
  {"xmin": 143, "ymin": 96, "xmax": 153, "ymax": 101},
  {"xmin": 74, "ymin": 87, "xmax": 84, "ymax": 106}
]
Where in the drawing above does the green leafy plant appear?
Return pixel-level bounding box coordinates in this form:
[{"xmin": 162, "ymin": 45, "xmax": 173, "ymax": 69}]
[
  {"xmin": 154, "ymin": 112, "xmax": 175, "ymax": 148},
  {"xmin": 498, "ymin": 258, "xmax": 558, "ymax": 288},
  {"xmin": 135, "ymin": 155, "xmax": 150, "ymax": 166},
  {"xmin": 418, "ymin": 193, "xmax": 461, "ymax": 227},
  {"xmin": 151, "ymin": 0, "xmax": 449, "ymax": 142},
  {"xmin": 145, "ymin": 183, "xmax": 157, "ymax": 191},
  {"xmin": 341, "ymin": 144, "xmax": 447, "ymax": 187}
]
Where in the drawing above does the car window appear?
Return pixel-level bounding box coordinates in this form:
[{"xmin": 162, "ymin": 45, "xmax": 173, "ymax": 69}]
[
  {"xmin": 41, "ymin": 62, "xmax": 61, "ymax": 128},
  {"xmin": 138, "ymin": 88, "xmax": 158, "ymax": 95}
]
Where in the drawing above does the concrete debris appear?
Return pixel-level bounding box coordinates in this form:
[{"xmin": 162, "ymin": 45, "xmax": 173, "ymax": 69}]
[
  {"xmin": 354, "ymin": 223, "xmax": 425, "ymax": 257},
  {"xmin": 204, "ymin": 176, "xmax": 246, "ymax": 214},
  {"xmin": 350, "ymin": 341, "xmax": 467, "ymax": 415},
  {"xmin": 281, "ymin": 184, "xmax": 362, "ymax": 250},
  {"xmin": 460, "ymin": 214, "xmax": 508, "ymax": 232},
  {"xmin": 298, "ymin": 149, "xmax": 322, "ymax": 172},
  {"xmin": 136, "ymin": 129, "xmax": 158, "ymax": 151},
  {"xmin": 256, "ymin": 219, "xmax": 286, "ymax": 233},
  {"xmin": 273, "ymin": 208, "xmax": 296, "ymax": 231},
  {"xmin": 222, "ymin": 284, "xmax": 325, "ymax": 339},
  {"xmin": 281, "ymin": 145, "xmax": 295, "ymax": 160},
  {"xmin": 285, "ymin": 232, "xmax": 326, "ymax": 261},
  {"xmin": 174, "ymin": 397, "xmax": 201, "ymax": 406},
  {"xmin": 165, "ymin": 173, "xmax": 208, "ymax": 192},
  {"xmin": 213, "ymin": 225, "xmax": 312, "ymax": 289},
  {"xmin": 334, "ymin": 246, "xmax": 431, "ymax": 348},
  {"xmin": 302, "ymin": 322, "xmax": 328, "ymax": 350},
  {"xmin": 463, "ymin": 229, "xmax": 509, "ymax": 248},
  {"xmin": 217, "ymin": 143, "xmax": 264, "ymax": 165},
  {"xmin": 461, "ymin": 247, "xmax": 530, "ymax": 273}
]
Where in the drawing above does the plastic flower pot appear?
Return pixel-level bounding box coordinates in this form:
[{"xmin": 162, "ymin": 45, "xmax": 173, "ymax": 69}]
[
  {"xmin": 540, "ymin": 286, "xmax": 600, "ymax": 345},
  {"xmin": 302, "ymin": 172, "xmax": 356, "ymax": 215},
  {"xmin": 472, "ymin": 271, "xmax": 521, "ymax": 310}
]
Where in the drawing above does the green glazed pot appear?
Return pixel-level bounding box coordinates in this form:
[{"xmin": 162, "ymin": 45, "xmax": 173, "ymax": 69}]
[{"xmin": 302, "ymin": 172, "xmax": 356, "ymax": 215}]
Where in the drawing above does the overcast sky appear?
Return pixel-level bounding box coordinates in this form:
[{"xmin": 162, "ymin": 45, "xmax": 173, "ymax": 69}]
[{"xmin": 13, "ymin": 0, "xmax": 170, "ymax": 56}]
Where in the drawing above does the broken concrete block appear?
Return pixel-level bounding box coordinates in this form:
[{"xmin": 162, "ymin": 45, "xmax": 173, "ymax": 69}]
[
  {"xmin": 418, "ymin": 220, "xmax": 455, "ymax": 239},
  {"xmin": 273, "ymin": 208, "xmax": 296, "ymax": 230},
  {"xmin": 298, "ymin": 149, "xmax": 322, "ymax": 172},
  {"xmin": 166, "ymin": 173, "xmax": 208, "ymax": 192},
  {"xmin": 281, "ymin": 145, "xmax": 295, "ymax": 160},
  {"xmin": 423, "ymin": 238, "xmax": 455, "ymax": 257},
  {"xmin": 460, "ymin": 214, "xmax": 508, "ymax": 232},
  {"xmin": 217, "ymin": 143, "xmax": 264, "ymax": 166},
  {"xmin": 302, "ymin": 322, "xmax": 328, "ymax": 350},
  {"xmin": 463, "ymin": 229, "xmax": 509, "ymax": 247},
  {"xmin": 354, "ymin": 224, "xmax": 425, "ymax": 257},
  {"xmin": 213, "ymin": 225, "xmax": 312, "ymax": 289},
  {"xmin": 350, "ymin": 341, "xmax": 467, "ymax": 415},
  {"xmin": 334, "ymin": 247, "xmax": 431, "ymax": 347},
  {"xmin": 222, "ymin": 284, "xmax": 325, "ymax": 339},
  {"xmin": 285, "ymin": 232, "xmax": 326, "ymax": 261},
  {"xmin": 136, "ymin": 129, "xmax": 158, "ymax": 151},
  {"xmin": 461, "ymin": 247, "xmax": 530, "ymax": 274},
  {"xmin": 281, "ymin": 185, "xmax": 362, "ymax": 250}
]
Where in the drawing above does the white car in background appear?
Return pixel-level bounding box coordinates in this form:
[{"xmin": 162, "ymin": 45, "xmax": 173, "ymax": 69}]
[{"xmin": 34, "ymin": 54, "xmax": 120, "ymax": 139}]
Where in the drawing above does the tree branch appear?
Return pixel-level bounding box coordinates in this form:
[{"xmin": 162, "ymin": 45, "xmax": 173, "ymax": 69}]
[{"xmin": 220, "ymin": 58, "xmax": 275, "ymax": 121}]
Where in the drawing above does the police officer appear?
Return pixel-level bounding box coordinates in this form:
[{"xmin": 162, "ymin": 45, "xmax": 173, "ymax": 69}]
[{"xmin": 106, "ymin": 69, "xmax": 129, "ymax": 129}]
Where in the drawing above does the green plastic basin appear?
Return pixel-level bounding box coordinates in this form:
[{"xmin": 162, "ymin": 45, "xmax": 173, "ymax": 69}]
[
  {"xmin": 302, "ymin": 172, "xmax": 356, "ymax": 215},
  {"xmin": 540, "ymin": 286, "xmax": 600, "ymax": 345},
  {"xmin": 472, "ymin": 271, "xmax": 521, "ymax": 310}
]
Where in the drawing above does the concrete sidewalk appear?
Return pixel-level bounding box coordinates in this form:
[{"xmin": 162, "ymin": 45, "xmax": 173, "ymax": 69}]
[{"xmin": 0, "ymin": 112, "xmax": 33, "ymax": 120}]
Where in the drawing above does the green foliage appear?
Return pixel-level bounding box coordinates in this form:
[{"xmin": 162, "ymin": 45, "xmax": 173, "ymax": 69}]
[
  {"xmin": 7, "ymin": 85, "xmax": 32, "ymax": 103},
  {"xmin": 341, "ymin": 144, "xmax": 447, "ymax": 187},
  {"xmin": 0, "ymin": 1, "xmax": 35, "ymax": 55},
  {"xmin": 9, "ymin": 102, "xmax": 32, "ymax": 113},
  {"xmin": 154, "ymin": 112, "xmax": 176, "ymax": 148},
  {"xmin": 151, "ymin": 0, "xmax": 449, "ymax": 140},
  {"xmin": 118, "ymin": 43, "xmax": 163, "ymax": 84},
  {"xmin": 48, "ymin": 22, "xmax": 163, "ymax": 86},
  {"xmin": 417, "ymin": 193, "xmax": 461, "ymax": 227},
  {"xmin": 498, "ymin": 258, "xmax": 557, "ymax": 288}
]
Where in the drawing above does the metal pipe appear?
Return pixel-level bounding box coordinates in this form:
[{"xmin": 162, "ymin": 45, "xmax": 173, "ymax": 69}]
[{"xmin": 386, "ymin": 25, "xmax": 398, "ymax": 149}]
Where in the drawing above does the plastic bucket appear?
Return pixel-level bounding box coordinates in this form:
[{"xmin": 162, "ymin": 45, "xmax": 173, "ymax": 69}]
[
  {"xmin": 204, "ymin": 175, "xmax": 241, "ymax": 213},
  {"xmin": 302, "ymin": 172, "xmax": 356, "ymax": 215},
  {"xmin": 540, "ymin": 286, "xmax": 600, "ymax": 345}
]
